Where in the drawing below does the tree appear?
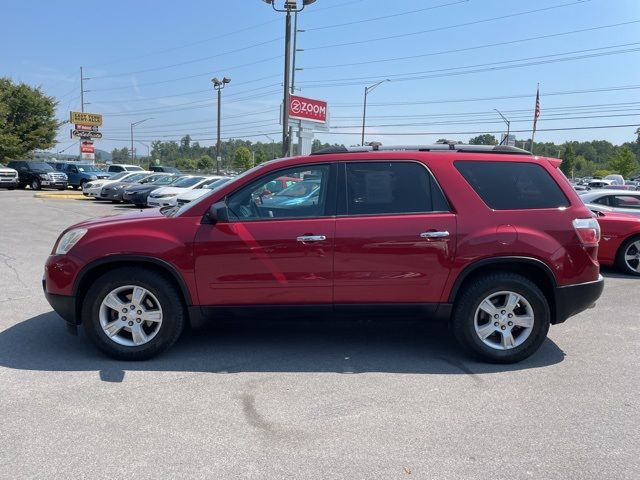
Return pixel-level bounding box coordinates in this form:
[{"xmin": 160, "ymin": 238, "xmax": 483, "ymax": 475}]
[
  {"xmin": 560, "ymin": 143, "xmax": 576, "ymax": 176},
  {"xmin": 233, "ymin": 147, "xmax": 253, "ymax": 171},
  {"xmin": 0, "ymin": 78, "xmax": 59, "ymax": 161},
  {"xmin": 608, "ymin": 147, "xmax": 639, "ymax": 178},
  {"xmin": 468, "ymin": 134, "xmax": 498, "ymax": 145},
  {"xmin": 176, "ymin": 158, "xmax": 197, "ymax": 171},
  {"xmin": 197, "ymin": 154, "xmax": 214, "ymax": 170},
  {"xmin": 111, "ymin": 147, "xmax": 130, "ymax": 163}
]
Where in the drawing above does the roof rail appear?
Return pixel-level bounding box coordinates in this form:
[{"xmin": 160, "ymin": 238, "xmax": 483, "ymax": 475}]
[{"xmin": 311, "ymin": 144, "xmax": 532, "ymax": 156}]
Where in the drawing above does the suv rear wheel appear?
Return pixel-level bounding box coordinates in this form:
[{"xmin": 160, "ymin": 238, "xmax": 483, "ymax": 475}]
[
  {"xmin": 31, "ymin": 178, "xmax": 41, "ymax": 190},
  {"xmin": 82, "ymin": 267, "xmax": 185, "ymax": 360},
  {"xmin": 452, "ymin": 273, "xmax": 550, "ymax": 363}
]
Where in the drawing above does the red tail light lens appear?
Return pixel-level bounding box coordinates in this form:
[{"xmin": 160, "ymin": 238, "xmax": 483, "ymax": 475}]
[{"xmin": 573, "ymin": 218, "xmax": 600, "ymax": 246}]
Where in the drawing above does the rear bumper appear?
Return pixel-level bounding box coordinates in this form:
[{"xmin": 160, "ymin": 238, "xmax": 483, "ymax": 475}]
[
  {"xmin": 553, "ymin": 275, "xmax": 604, "ymax": 324},
  {"xmin": 43, "ymin": 279, "xmax": 78, "ymax": 325}
]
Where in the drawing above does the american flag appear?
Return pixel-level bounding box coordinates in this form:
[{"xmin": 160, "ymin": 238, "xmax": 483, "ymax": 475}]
[{"xmin": 533, "ymin": 85, "xmax": 541, "ymax": 132}]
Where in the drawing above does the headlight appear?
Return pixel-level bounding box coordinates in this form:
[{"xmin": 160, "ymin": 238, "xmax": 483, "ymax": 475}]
[
  {"xmin": 55, "ymin": 228, "xmax": 87, "ymax": 255},
  {"xmin": 39, "ymin": 173, "xmax": 49, "ymax": 179}
]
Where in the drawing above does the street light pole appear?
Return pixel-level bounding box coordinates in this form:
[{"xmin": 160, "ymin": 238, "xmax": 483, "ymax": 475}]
[
  {"xmin": 130, "ymin": 118, "xmax": 152, "ymax": 164},
  {"xmin": 262, "ymin": 0, "xmax": 316, "ymax": 157},
  {"xmin": 212, "ymin": 77, "xmax": 231, "ymax": 175},
  {"xmin": 361, "ymin": 79, "xmax": 390, "ymax": 146},
  {"xmin": 494, "ymin": 109, "xmax": 511, "ymax": 145}
]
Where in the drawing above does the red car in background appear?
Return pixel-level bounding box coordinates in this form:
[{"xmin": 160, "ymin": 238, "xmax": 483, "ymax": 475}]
[{"xmin": 593, "ymin": 209, "xmax": 640, "ymax": 276}]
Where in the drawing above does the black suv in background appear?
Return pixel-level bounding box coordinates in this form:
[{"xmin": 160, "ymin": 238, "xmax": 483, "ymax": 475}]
[{"xmin": 7, "ymin": 160, "xmax": 68, "ymax": 190}]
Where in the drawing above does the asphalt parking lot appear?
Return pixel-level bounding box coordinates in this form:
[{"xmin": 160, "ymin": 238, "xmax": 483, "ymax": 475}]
[{"xmin": 0, "ymin": 189, "xmax": 638, "ymax": 480}]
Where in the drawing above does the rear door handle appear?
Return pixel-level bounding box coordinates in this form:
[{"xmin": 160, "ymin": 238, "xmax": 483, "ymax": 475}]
[
  {"xmin": 296, "ymin": 235, "xmax": 327, "ymax": 242},
  {"xmin": 420, "ymin": 231, "xmax": 450, "ymax": 239}
]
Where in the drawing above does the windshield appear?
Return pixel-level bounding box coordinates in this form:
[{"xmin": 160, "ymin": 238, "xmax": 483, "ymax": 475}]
[
  {"xmin": 205, "ymin": 177, "xmax": 233, "ymax": 190},
  {"xmin": 125, "ymin": 166, "xmax": 144, "ymax": 171},
  {"xmin": 140, "ymin": 174, "xmax": 169, "ymax": 184},
  {"xmin": 28, "ymin": 162, "xmax": 54, "ymax": 171},
  {"xmin": 108, "ymin": 172, "xmax": 129, "ymax": 181},
  {"xmin": 76, "ymin": 164, "xmax": 101, "ymax": 173},
  {"xmin": 123, "ymin": 173, "xmax": 149, "ymax": 183},
  {"xmin": 173, "ymin": 176, "xmax": 206, "ymax": 188},
  {"xmin": 150, "ymin": 175, "xmax": 180, "ymax": 186}
]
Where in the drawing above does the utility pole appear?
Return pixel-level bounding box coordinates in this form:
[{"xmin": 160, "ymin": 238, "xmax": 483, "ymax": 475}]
[
  {"xmin": 130, "ymin": 118, "xmax": 152, "ymax": 164},
  {"xmin": 361, "ymin": 79, "xmax": 390, "ymax": 146},
  {"xmin": 288, "ymin": 10, "xmax": 299, "ymax": 157},
  {"xmin": 262, "ymin": 0, "xmax": 316, "ymax": 158},
  {"xmin": 494, "ymin": 109, "xmax": 510, "ymax": 145},
  {"xmin": 212, "ymin": 77, "xmax": 231, "ymax": 175},
  {"xmin": 80, "ymin": 66, "xmax": 85, "ymax": 112}
]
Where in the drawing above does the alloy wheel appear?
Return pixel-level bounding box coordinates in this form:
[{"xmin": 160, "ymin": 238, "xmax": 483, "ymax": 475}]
[
  {"xmin": 623, "ymin": 240, "xmax": 640, "ymax": 273},
  {"xmin": 474, "ymin": 291, "xmax": 534, "ymax": 350},
  {"xmin": 99, "ymin": 285, "xmax": 163, "ymax": 347}
]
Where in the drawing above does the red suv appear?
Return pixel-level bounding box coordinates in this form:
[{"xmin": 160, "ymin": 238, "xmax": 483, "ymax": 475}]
[{"xmin": 43, "ymin": 144, "xmax": 604, "ymax": 363}]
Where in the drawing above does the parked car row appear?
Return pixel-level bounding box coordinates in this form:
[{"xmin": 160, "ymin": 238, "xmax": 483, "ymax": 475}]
[
  {"xmin": 572, "ymin": 175, "xmax": 640, "ymax": 192},
  {"xmin": 82, "ymin": 171, "xmax": 234, "ymax": 208}
]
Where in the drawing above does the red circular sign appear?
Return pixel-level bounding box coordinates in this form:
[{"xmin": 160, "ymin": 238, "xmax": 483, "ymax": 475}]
[{"xmin": 290, "ymin": 99, "xmax": 302, "ymax": 114}]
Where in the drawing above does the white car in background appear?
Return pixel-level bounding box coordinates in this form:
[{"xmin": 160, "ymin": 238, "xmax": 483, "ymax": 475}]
[
  {"xmin": 580, "ymin": 189, "xmax": 640, "ymax": 217},
  {"xmin": 176, "ymin": 176, "xmax": 233, "ymax": 206},
  {"xmin": 147, "ymin": 175, "xmax": 214, "ymax": 207},
  {"xmin": 83, "ymin": 171, "xmax": 150, "ymax": 198}
]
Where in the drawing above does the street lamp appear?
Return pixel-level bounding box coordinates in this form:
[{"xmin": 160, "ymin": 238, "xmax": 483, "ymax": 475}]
[
  {"xmin": 262, "ymin": 0, "xmax": 317, "ymax": 157},
  {"xmin": 212, "ymin": 76, "xmax": 231, "ymax": 175},
  {"xmin": 361, "ymin": 79, "xmax": 390, "ymax": 146},
  {"xmin": 130, "ymin": 118, "xmax": 152, "ymax": 163},
  {"xmin": 494, "ymin": 109, "xmax": 511, "ymax": 145}
]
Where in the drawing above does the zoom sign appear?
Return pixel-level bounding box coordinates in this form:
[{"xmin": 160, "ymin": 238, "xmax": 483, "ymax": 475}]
[{"xmin": 289, "ymin": 95, "xmax": 327, "ymax": 123}]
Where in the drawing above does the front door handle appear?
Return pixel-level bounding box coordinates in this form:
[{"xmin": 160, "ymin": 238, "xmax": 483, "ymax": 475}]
[
  {"xmin": 420, "ymin": 231, "xmax": 450, "ymax": 239},
  {"xmin": 297, "ymin": 235, "xmax": 327, "ymax": 242}
]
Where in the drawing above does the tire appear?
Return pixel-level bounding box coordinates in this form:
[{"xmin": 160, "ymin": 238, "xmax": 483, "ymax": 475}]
[
  {"xmin": 79, "ymin": 180, "xmax": 87, "ymax": 190},
  {"xmin": 31, "ymin": 178, "xmax": 41, "ymax": 190},
  {"xmin": 615, "ymin": 235, "xmax": 640, "ymax": 276},
  {"xmin": 451, "ymin": 273, "xmax": 550, "ymax": 363},
  {"xmin": 82, "ymin": 267, "xmax": 186, "ymax": 360}
]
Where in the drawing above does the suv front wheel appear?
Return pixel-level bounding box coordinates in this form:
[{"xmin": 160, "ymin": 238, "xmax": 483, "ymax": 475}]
[
  {"xmin": 452, "ymin": 273, "xmax": 550, "ymax": 363},
  {"xmin": 82, "ymin": 267, "xmax": 185, "ymax": 360}
]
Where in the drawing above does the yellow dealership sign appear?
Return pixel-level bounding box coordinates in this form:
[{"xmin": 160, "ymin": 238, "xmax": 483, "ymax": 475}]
[{"xmin": 69, "ymin": 111, "xmax": 102, "ymax": 126}]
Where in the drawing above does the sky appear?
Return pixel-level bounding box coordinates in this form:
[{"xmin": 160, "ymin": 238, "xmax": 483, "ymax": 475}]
[{"xmin": 2, "ymin": 0, "xmax": 640, "ymax": 156}]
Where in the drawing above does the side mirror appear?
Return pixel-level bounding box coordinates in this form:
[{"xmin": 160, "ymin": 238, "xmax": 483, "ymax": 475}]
[{"xmin": 203, "ymin": 201, "xmax": 229, "ymax": 225}]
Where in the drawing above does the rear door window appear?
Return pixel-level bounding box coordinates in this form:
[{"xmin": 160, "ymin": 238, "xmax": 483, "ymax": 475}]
[
  {"xmin": 340, "ymin": 161, "xmax": 450, "ymax": 216},
  {"xmin": 455, "ymin": 161, "xmax": 569, "ymax": 210}
]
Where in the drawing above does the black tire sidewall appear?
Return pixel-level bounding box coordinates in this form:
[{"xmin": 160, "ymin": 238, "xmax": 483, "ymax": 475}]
[
  {"xmin": 453, "ymin": 274, "xmax": 550, "ymax": 363},
  {"xmin": 82, "ymin": 267, "xmax": 185, "ymax": 360},
  {"xmin": 616, "ymin": 236, "xmax": 640, "ymax": 277},
  {"xmin": 31, "ymin": 179, "xmax": 40, "ymax": 190}
]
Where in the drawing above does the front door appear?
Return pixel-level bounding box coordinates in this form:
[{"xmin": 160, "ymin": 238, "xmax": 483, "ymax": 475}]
[
  {"xmin": 333, "ymin": 161, "xmax": 456, "ymax": 304},
  {"xmin": 193, "ymin": 163, "xmax": 336, "ymax": 306}
]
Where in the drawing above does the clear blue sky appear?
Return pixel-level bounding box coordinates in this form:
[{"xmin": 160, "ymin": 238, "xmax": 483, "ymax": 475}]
[{"xmin": 2, "ymin": 0, "xmax": 640, "ymax": 155}]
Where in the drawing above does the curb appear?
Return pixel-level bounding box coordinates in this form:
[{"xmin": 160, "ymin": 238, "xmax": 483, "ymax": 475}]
[{"xmin": 34, "ymin": 192, "xmax": 90, "ymax": 200}]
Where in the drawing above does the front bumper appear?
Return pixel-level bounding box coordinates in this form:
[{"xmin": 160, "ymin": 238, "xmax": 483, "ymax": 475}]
[
  {"xmin": 0, "ymin": 176, "xmax": 19, "ymax": 185},
  {"xmin": 554, "ymin": 275, "xmax": 604, "ymax": 324},
  {"xmin": 43, "ymin": 279, "xmax": 78, "ymax": 325},
  {"xmin": 148, "ymin": 197, "xmax": 177, "ymax": 207},
  {"xmin": 100, "ymin": 189, "xmax": 125, "ymax": 201},
  {"xmin": 123, "ymin": 191, "xmax": 149, "ymax": 205},
  {"xmin": 41, "ymin": 181, "xmax": 67, "ymax": 188}
]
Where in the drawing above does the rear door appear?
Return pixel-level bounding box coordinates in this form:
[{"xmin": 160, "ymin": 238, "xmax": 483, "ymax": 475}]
[{"xmin": 333, "ymin": 160, "xmax": 456, "ymax": 304}]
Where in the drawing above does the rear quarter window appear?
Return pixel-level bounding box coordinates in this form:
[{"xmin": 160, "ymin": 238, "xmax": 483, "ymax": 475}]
[{"xmin": 455, "ymin": 160, "xmax": 569, "ymax": 210}]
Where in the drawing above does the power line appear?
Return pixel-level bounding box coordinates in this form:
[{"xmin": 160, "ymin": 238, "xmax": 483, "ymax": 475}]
[
  {"xmin": 331, "ymin": 84, "xmax": 640, "ymax": 108},
  {"xmin": 304, "ymin": 0, "xmax": 591, "ymax": 51},
  {"xmin": 305, "ymin": 0, "xmax": 469, "ymax": 32},
  {"xmin": 302, "ymin": 20, "xmax": 640, "ymax": 70},
  {"xmin": 299, "ymin": 42, "xmax": 640, "ymax": 87},
  {"xmin": 319, "ymin": 123, "xmax": 640, "ymax": 136}
]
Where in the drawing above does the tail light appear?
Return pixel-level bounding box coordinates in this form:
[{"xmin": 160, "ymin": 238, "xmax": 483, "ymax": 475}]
[{"xmin": 573, "ymin": 218, "xmax": 600, "ymax": 246}]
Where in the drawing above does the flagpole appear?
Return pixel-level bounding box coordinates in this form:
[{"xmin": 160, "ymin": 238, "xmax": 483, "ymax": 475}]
[{"xmin": 531, "ymin": 83, "xmax": 539, "ymax": 154}]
